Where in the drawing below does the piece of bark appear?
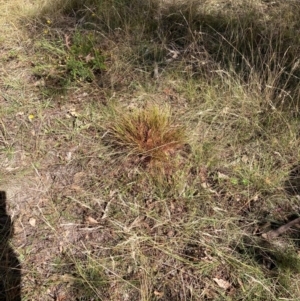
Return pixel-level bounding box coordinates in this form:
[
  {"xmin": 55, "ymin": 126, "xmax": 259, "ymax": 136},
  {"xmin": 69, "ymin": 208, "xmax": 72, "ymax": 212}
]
[{"xmin": 262, "ymin": 217, "xmax": 300, "ymax": 239}]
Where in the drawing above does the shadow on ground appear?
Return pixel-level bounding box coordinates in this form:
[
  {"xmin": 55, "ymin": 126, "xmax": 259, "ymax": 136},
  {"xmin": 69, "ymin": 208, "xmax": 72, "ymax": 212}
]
[
  {"xmin": 0, "ymin": 191, "xmax": 21, "ymax": 301},
  {"xmin": 33, "ymin": 0, "xmax": 300, "ymax": 108}
]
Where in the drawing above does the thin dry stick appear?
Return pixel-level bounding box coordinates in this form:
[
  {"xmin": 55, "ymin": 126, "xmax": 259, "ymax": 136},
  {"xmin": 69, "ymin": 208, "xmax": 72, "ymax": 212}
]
[{"xmin": 262, "ymin": 217, "xmax": 300, "ymax": 239}]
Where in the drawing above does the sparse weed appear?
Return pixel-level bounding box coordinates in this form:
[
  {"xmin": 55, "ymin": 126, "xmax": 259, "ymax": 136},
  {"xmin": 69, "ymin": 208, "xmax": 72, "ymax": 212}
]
[
  {"xmin": 32, "ymin": 30, "xmax": 105, "ymax": 92},
  {"xmin": 66, "ymin": 31, "xmax": 106, "ymax": 81}
]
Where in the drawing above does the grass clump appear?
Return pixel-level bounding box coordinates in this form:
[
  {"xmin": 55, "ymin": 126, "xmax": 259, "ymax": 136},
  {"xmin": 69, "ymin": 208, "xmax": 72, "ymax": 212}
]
[
  {"xmin": 66, "ymin": 31, "xmax": 106, "ymax": 81},
  {"xmin": 32, "ymin": 29, "xmax": 106, "ymax": 93},
  {"xmin": 106, "ymin": 104, "xmax": 186, "ymax": 165}
]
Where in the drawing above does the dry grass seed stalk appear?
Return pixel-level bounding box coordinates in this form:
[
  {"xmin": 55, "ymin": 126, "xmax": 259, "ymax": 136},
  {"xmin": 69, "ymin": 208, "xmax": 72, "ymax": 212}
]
[{"xmin": 107, "ymin": 104, "xmax": 186, "ymax": 164}]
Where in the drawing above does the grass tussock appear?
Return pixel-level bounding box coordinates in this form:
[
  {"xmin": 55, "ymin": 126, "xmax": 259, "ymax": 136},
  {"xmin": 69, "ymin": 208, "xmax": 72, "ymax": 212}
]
[{"xmin": 105, "ymin": 104, "xmax": 186, "ymax": 165}]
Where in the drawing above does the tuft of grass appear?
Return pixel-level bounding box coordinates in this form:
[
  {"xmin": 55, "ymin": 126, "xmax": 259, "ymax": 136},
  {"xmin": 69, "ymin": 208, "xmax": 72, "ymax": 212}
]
[
  {"xmin": 32, "ymin": 29, "xmax": 106, "ymax": 95},
  {"xmin": 105, "ymin": 104, "xmax": 186, "ymax": 166}
]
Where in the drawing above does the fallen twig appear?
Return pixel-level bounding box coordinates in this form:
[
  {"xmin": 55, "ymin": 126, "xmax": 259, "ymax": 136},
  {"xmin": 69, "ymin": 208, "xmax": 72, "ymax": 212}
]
[{"xmin": 262, "ymin": 217, "xmax": 300, "ymax": 239}]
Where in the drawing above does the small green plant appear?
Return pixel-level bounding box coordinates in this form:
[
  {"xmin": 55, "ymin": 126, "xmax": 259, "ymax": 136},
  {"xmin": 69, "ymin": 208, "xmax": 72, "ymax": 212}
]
[
  {"xmin": 66, "ymin": 31, "xmax": 106, "ymax": 81},
  {"xmin": 33, "ymin": 30, "xmax": 105, "ymax": 89},
  {"xmin": 230, "ymin": 177, "xmax": 239, "ymax": 185},
  {"xmin": 106, "ymin": 104, "xmax": 186, "ymax": 165},
  {"xmin": 230, "ymin": 177, "xmax": 250, "ymax": 186}
]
